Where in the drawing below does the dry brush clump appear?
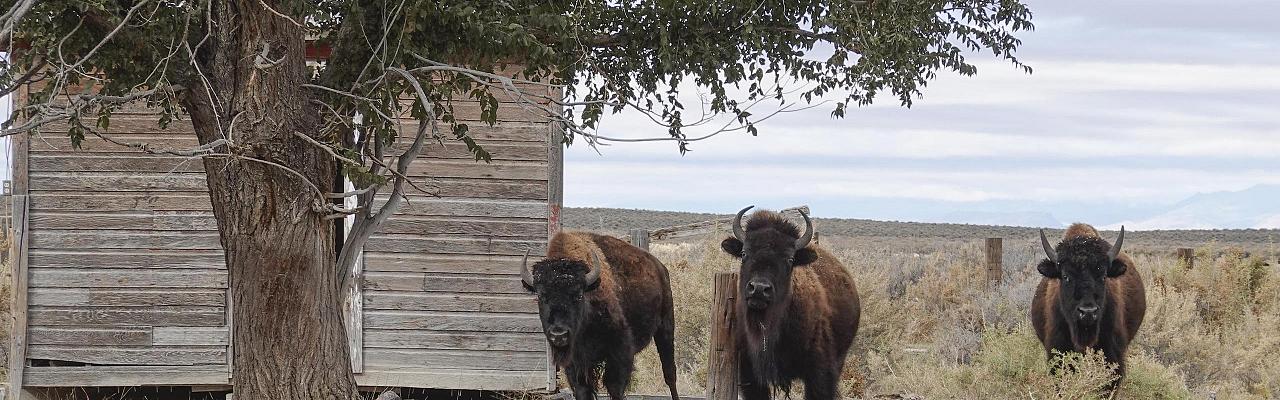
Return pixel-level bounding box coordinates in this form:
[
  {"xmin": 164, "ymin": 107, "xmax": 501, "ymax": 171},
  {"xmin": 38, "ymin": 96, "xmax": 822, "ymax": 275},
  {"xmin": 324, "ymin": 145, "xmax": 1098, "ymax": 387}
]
[{"xmin": 625, "ymin": 232, "xmax": 1278, "ymax": 399}]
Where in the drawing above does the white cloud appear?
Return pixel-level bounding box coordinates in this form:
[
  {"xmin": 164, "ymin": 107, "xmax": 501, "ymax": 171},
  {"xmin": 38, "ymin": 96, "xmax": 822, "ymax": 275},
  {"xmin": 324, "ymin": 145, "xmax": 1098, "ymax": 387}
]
[
  {"xmin": 566, "ymin": 160, "xmax": 1280, "ymax": 207},
  {"xmin": 562, "ymin": 4, "xmax": 1280, "ymax": 227}
]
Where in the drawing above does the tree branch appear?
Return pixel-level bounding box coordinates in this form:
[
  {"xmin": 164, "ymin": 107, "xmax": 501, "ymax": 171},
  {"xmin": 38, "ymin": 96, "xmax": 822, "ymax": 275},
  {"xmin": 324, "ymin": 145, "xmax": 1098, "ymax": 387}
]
[{"xmin": 336, "ymin": 66, "xmax": 440, "ymax": 292}]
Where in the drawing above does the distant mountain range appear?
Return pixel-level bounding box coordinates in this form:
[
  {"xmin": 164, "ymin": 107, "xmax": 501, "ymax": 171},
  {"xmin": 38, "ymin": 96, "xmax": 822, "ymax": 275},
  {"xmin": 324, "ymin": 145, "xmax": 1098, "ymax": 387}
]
[
  {"xmin": 931, "ymin": 211, "xmax": 1063, "ymax": 229},
  {"xmin": 905, "ymin": 185, "xmax": 1280, "ymax": 230},
  {"xmin": 1103, "ymin": 184, "xmax": 1280, "ymax": 230}
]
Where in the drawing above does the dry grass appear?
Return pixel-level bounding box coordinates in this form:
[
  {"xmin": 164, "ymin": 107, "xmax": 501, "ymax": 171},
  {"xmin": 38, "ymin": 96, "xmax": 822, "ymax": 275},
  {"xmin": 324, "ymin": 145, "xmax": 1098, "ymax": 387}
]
[{"xmin": 625, "ymin": 231, "xmax": 1279, "ymax": 399}]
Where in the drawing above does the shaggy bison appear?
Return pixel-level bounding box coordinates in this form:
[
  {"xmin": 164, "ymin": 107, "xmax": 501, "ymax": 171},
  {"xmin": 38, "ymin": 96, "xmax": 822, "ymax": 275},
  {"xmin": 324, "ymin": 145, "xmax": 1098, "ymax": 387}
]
[
  {"xmin": 1032, "ymin": 223, "xmax": 1146, "ymax": 388},
  {"xmin": 520, "ymin": 231, "xmax": 679, "ymax": 400},
  {"xmin": 721, "ymin": 206, "xmax": 860, "ymax": 400}
]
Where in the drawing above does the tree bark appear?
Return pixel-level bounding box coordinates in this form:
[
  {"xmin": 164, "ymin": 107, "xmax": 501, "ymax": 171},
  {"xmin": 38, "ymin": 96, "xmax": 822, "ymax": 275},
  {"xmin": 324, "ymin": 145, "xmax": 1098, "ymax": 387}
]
[{"xmin": 181, "ymin": 1, "xmax": 357, "ymax": 398}]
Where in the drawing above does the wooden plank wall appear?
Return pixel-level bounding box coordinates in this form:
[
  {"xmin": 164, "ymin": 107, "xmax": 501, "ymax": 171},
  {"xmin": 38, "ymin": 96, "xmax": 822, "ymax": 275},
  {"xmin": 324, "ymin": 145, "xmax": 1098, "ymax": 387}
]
[
  {"xmin": 21, "ymin": 102, "xmax": 232, "ymax": 385},
  {"xmin": 19, "ymin": 82, "xmax": 559, "ymax": 390},
  {"xmin": 357, "ymin": 93, "xmax": 555, "ymax": 389}
]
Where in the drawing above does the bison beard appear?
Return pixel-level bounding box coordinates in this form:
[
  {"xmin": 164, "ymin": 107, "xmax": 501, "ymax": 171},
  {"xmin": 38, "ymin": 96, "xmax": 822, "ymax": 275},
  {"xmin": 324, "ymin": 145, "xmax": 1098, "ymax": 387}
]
[{"xmin": 740, "ymin": 292, "xmax": 790, "ymax": 389}]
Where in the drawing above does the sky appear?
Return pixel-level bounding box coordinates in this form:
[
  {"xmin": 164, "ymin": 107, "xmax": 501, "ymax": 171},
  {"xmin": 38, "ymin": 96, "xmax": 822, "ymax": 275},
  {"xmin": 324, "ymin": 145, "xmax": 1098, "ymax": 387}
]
[{"xmin": 561, "ymin": 0, "xmax": 1280, "ymax": 229}]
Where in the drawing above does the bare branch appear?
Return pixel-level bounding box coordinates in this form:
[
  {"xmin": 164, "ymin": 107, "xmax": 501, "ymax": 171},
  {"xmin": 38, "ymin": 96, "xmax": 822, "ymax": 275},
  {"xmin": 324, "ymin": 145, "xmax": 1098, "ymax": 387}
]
[
  {"xmin": 254, "ymin": 40, "xmax": 287, "ymax": 70},
  {"xmin": 301, "ymin": 83, "xmax": 398, "ymax": 124},
  {"xmin": 61, "ymin": 1, "xmax": 152, "ymax": 78},
  {"xmin": 0, "ymin": 0, "xmax": 38, "ymax": 49},
  {"xmin": 0, "ymin": 84, "xmax": 185, "ymax": 137},
  {"xmin": 588, "ymin": 100, "xmax": 825, "ymax": 144},
  {"xmin": 336, "ymin": 66, "xmax": 440, "ymax": 292},
  {"xmin": 292, "ymin": 131, "xmax": 361, "ymax": 166},
  {"xmin": 91, "ymin": 130, "xmax": 229, "ymax": 157},
  {"xmin": 326, "ymin": 187, "xmax": 372, "ymax": 199},
  {"xmin": 0, "ymin": 55, "xmax": 47, "ymax": 98},
  {"xmin": 257, "ymin": 0, "xmax": 306, "ymax": 28}
]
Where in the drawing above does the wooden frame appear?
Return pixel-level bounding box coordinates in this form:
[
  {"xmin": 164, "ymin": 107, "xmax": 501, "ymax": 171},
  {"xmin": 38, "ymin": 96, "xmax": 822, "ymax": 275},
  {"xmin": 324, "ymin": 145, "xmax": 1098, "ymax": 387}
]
[
  {"xmin": 8, "ymin": 85, "xmax": 32, "ymax": 400},
  {"xmin": 543, "ymin": 97, "xmax": 566, "ymax": 392},
  {"xmin": 343, "ymin": 121, "xmax": 365, "ymax": 374}
]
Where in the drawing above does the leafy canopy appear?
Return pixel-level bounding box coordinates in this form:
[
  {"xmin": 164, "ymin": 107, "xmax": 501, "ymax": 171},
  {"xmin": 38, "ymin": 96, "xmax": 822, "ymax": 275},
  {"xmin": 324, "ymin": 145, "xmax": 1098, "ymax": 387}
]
[{"xmin": 3, "ymin": 0, "xmax": 1033, "ymax": 159}]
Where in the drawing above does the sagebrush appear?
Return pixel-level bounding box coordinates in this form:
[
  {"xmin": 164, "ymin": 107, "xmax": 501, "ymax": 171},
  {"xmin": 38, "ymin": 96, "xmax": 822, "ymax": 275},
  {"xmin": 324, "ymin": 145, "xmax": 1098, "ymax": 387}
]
[{"xmin": 625, "ymin": 229, "xmax": 1278, "ymax": 399}]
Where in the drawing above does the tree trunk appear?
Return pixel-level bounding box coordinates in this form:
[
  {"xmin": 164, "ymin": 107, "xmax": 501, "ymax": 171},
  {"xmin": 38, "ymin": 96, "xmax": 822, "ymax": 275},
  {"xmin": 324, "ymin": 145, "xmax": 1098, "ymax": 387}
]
[{"xmin": 181, "ymin": 1, "xmax": 357, "ymax": 398}]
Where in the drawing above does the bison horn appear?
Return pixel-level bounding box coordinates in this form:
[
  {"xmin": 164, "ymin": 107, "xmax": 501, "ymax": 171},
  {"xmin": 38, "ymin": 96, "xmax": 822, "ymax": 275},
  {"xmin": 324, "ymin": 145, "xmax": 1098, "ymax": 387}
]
[
  {"xmin": 1108, "ymin": 226, "xmax": 1125, "ymax": 262},
  {"xmin": 584, "ymin": 250, "xmax": 603, "ymax": 286},
  {"xmin": 1039, "ymin": 229, "xmax": 1058, "ymax": 263},
  {"xmin": 520, "ymin": 247, "xmax": 535, "ymax": 287},
  {"xmin": 795, "ymin": 209, "xmax": 814, "ymax": 249},
  {"xmin": 731, "ymin": 205, "xmax": 753, "ymax": 241}
]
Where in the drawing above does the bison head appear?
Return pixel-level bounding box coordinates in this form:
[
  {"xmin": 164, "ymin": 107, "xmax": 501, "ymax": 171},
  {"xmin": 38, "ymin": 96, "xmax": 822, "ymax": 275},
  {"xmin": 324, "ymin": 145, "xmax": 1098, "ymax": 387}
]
[
  {"xmin": 1037, "ymin": 227, "xmax": 1126, "ymax": 349},
  {"xmin": 520, "ymin": 249, "xmax": 602, "ymax": 349},
  {"xmin": 721, "ymin": 206, "xmax": 816, "ymax": 313}
]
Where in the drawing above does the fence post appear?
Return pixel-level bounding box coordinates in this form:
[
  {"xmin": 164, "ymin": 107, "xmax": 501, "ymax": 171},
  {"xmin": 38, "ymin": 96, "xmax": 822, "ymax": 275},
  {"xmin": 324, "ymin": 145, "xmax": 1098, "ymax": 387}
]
[
  {"xmin": 1177, "ymin": 248, "xmax": 1195, "ymax": 269},
  {"xmin": 985, "ymin": 238, "xmax": 1002, "ymax": 284},
  {"xmin": 706, "ymin": 272, "xmax": 739, "ymax": 400},
  {"xmin": 629, "ymin": 229, "xmax": 650, "ymax": 251}
]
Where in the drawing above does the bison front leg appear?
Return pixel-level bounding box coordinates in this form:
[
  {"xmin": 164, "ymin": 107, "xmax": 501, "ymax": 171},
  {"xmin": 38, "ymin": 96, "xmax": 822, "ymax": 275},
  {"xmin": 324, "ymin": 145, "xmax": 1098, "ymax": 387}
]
[
  {"xmin": 803, "ymin": 367, "xmax": 838, "ymax": 400},
  {"xmin": 739, "ymin": 357, "xmax": 772, "ymax": 400},
  {"xmin": 565, "ymin": 364, "xmax": 597, "ymax": 400},
  {"xmin": 602, "ymin": 351, "xmax": 635, "ymax": 400},
  {"xmin": 1102, "ymin": 340, "xmax": 1129, "ymax": 397}
]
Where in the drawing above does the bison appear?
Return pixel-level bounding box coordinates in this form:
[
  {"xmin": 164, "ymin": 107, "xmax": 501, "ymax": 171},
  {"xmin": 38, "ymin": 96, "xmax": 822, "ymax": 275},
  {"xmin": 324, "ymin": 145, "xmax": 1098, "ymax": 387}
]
[
  {"xmin": 721, "ymin": 206, "xmax": 860, "ymax": 400},
  {"xmin": 1032, "ymin": 223, "xmax": 1146, "ymax": 389},
  {"xmin": 519, "ymin": 231, "xmax": 679, "ymax": 400}
]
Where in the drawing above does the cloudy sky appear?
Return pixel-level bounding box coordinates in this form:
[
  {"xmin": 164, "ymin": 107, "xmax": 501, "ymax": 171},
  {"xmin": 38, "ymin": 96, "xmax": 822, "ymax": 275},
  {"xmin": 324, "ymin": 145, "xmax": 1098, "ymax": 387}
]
[{"xmin": 562, "ymin": 0, "xmax": 1280, "ymax": 229}]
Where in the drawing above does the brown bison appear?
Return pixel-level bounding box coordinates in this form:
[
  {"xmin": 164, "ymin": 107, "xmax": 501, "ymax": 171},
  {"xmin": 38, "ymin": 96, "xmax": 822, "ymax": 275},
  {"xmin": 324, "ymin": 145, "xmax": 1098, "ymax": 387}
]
[
  {"xmin": 1032, "ymin": 223, "xmax": 1146, "ymax": 388},
  {"xmin": 520, "ymin": 231, "xmax": 679, "ymax": 400},
  {"xmin": 721, "ymin": 207, "xmax": 860, "ymax": 400}
]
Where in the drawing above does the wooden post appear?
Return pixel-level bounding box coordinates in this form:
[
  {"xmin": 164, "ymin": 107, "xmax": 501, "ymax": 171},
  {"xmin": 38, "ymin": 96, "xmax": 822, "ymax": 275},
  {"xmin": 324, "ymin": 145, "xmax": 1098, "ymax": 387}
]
[
  {"xmin": 706, "ymin": 272, "xmax": 739, "ymax": 400},
  {"xmin": 1177, "ymin": 248, "xmax": 1195, "ymax": 269},
  {"xmin": 7, "ymin": 92, "xmax": 31, "ymax": 400},
  {"xmin": 7, "ymin": 195, "xmax": 30, "ymax": 400},
  {"xmin": 985, "ymin": 238, "xmax": 1002, "ymax": 284},
  {"xmin": 629, "ymin": 229, "xmax": 650, "ymax": 251},
  {"xmin": 546, "ymin": 116, "xmax": 566, "ymax": 392}
]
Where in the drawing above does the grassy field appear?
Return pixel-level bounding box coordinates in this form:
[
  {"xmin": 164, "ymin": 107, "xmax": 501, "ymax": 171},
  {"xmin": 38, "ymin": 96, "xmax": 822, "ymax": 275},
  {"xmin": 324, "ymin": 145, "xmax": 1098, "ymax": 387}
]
[{"xmin": 611, "ymin": 225, "xmax": 1279, "ymax": 399}]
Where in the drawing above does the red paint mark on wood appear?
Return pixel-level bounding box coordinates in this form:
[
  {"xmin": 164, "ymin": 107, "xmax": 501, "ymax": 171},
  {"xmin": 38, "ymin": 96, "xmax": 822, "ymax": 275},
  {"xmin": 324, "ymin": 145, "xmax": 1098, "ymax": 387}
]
[{"xmin": 547, "ymin": 204, "xmax": 561, "ymax": 236}]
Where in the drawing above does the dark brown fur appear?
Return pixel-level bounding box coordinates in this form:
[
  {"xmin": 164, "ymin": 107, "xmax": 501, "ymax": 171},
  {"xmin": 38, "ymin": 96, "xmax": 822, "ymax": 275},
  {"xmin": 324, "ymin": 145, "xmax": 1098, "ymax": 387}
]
[
  {"xmin": 722, "ymin": 211, "xmax": 861, "ymax": 400},
  {"xmin": 528, "ymin": 232, "xmax": 679, "ymax": 400},
  {"xmin": 1031, "ymin": 223, "xmax": 1146, "ymax": 388}
]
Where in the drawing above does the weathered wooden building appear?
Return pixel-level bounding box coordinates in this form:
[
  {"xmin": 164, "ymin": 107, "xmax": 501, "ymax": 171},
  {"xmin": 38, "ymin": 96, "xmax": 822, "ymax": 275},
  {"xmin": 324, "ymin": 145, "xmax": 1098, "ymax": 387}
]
[{"xmin": 5, "ymin": 65, "xmax": 563, "ymax": 394}]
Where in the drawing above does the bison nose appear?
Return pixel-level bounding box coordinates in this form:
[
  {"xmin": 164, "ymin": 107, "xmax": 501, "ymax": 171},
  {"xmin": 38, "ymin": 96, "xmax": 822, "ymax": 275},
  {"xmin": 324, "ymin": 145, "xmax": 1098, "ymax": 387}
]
[
  {"xmin": 547, "ymin": 326, "xmax": 568, "ymax": 337},
  {"xmin": 546, "ymin": 326, "xmax": 570, "ymax": 347},
  {"xmin": 746, "ymin": 280, "xmax": 773, "ymax": 299},
  {"xmin": 1077, "ymin": 304, "xmax": 1099, "ymax": 321}
]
